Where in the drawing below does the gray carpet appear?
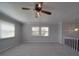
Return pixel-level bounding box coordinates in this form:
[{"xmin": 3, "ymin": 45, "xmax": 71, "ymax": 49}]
[{"xmin": 0, "ymin": 43, "xmax": 78, "ymax": 56}]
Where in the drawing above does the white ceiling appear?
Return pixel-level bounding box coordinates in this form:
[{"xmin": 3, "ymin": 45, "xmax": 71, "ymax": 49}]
[{"xmin": 0, "ymin": 2, "xmax": 79, "ymax": 24}]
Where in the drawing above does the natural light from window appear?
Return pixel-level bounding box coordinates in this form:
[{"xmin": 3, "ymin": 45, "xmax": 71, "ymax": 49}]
[
  {"xmin": 32, "ymin": 27, "xmax": 40, "ymax": 36},
  {"xmin": 32, "ymin": 27, "xmax": 49, "ymax": 36},
  {"xmin": 0, "ymin": 20, "xmax": 15, "ymax": 39},
  {"xmin": 41, "ymin": 27, "xmax": 49, "ymax": 36}
]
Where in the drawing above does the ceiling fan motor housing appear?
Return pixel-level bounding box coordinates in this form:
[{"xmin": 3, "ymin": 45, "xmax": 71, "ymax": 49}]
[{"xmin": 35, "ymin": 3, "xmax": 42, "ymax": 12}]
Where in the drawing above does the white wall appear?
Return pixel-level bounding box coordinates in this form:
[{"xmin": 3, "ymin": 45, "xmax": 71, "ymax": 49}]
[
  {"xmin": 58, "ymin": 22, "xmax": 63, "ymax": 44},
  {"xmin": 22, "ymin": 22, "xmax": 59, "ymax": 43}
]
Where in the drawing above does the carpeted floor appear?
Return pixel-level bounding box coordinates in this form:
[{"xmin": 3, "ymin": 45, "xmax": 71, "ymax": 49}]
[{"xmin": 0, "ymin": 43, "xmax": 78, "ymax": 56}]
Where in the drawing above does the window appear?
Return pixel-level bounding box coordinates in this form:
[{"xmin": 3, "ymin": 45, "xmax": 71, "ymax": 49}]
[
  {"xmin": 32, "ymin": 27, "xmax": 40, "ymax": 36},
  {"xmin": 32, "ymin": 27, "xmax": 49, "ymax": 36},
  {"xmin": 0, "ymin": 20, "xmax": 15, "ymax": 39},
  {"xmin": 41, "ymin": 27, "xmax": 49, "ymax": 36}
]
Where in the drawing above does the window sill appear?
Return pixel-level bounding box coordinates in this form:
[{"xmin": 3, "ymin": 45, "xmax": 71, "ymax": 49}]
[
  {"xmin": 32, "ymin": 35, "xmax": 49, "ymax": 37},
  {"xmin": 0, "ymin": 37, "xmax": 15, "ymax": 40}
]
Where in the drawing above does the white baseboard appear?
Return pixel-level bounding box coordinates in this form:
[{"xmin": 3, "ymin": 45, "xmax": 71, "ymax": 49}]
[{"xmin": 23, "ymin": 41, "xmax": 59, "ymax": 44}]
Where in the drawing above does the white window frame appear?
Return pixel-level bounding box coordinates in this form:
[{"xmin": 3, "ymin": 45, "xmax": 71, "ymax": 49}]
[
  {"xmin": 0, "ymin": 20, "xmax": 15, "ymax": 39},
  {"xmin": 41, "ymin": 27, "xmax": 49, "ymax": 36},
  {"xmin": 32, "ymin": 27, "xmax": 49, "ymax": 36},
  {"xmin": 32, "ymin": 27, "xmax": 40, "ymax": 36}
]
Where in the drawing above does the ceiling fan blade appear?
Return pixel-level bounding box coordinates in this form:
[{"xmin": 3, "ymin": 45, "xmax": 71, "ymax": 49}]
[
  {"xmin": 41, "ymin": 10, "xmax": 52, "ymax": 15},
  {"xmin": 22, "ymin": 7, "xmax": 31, "ymax": 10}
]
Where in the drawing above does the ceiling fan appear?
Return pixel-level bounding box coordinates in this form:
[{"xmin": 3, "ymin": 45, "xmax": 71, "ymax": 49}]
[{"xmin": 22, "ymin": 2, "xmax": 52, "ymax": 18}]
